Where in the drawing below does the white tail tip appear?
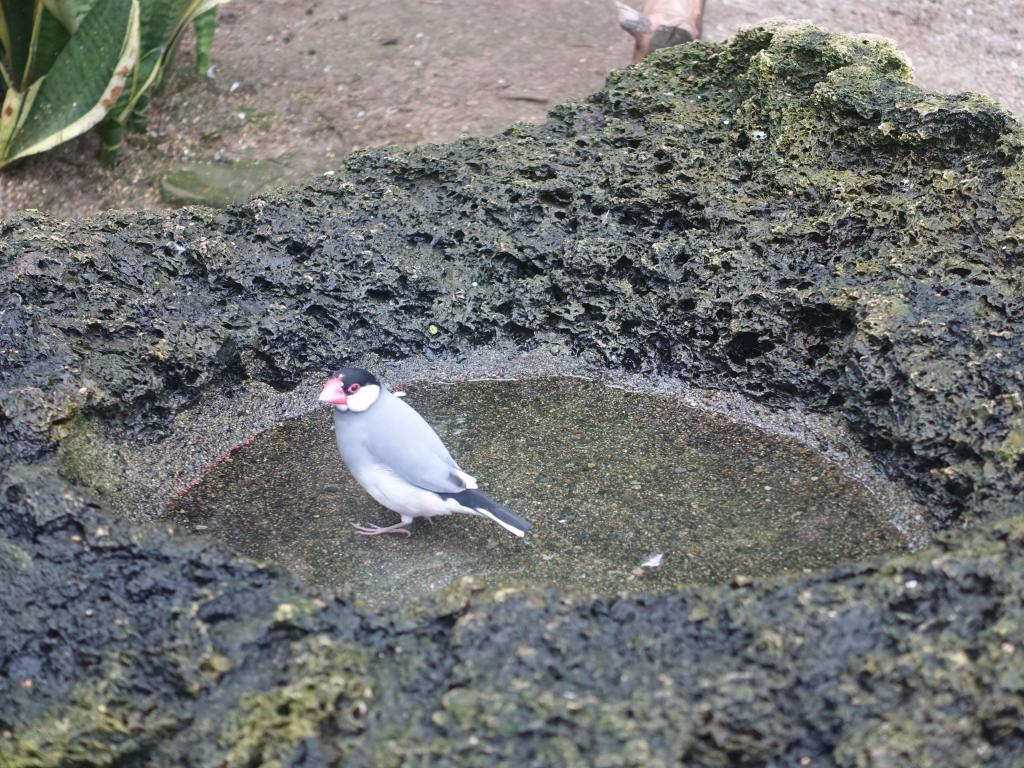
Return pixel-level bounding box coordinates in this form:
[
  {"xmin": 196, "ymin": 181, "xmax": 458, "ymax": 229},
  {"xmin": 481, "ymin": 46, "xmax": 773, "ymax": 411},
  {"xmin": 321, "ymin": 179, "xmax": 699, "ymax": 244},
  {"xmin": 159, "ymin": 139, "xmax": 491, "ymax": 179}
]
[{"xmin": 477, "ymin": 508, "xmax": 526, "ymax": 538}]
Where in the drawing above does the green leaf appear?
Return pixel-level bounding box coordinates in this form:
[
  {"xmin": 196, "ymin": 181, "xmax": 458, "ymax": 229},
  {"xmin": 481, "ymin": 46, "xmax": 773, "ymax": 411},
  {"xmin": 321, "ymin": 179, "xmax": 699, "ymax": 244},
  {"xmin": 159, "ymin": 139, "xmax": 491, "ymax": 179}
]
[
  {"xmin": 192, "ymin": 3, "xmax": 215, "ymax": 74},
  {"xmin": 0, "ymin": 6, "xmax": 10, "ymax": 64},
  {"xmin": 111, "ymin": 0, "xmax": 227, "ymax": 123},
  {"xmin": 42, "ymin": 0, "xmax": 98, "ymax": 33},
  {"xmin": 141, "ymin": 0, "xmax": 228, "ymax": 105},
  {"xmin": 125, "ymin": 89, "xmax": 146, "ymax": 129},
  {"xmin": 152, "ymin": 0, "xmax": 226, "ymax": 92},
  {"xmin": 108, "ymin": 43, "xmax": 157, "ymax": 122},
  {"xmin": 0, "ymin": 77, "xmax": 42, "ymax": 151},
  {"xmin": 139, "ymin": 0, "xmax": 195, "ymax": 55},
  {"xmin": 0, "ymin": 0, "xmax": 41, "ymax": 84},
  {"xmin": 1, "ymin": 0, "xmax": 138, "ymax": 164},
  {"xmin": 24, "ymin": 6, "xmax": 69, "ymax": 84},
  {"xmin": 98, "ymin": 113, "xmax": 122, "ymax": 163}
]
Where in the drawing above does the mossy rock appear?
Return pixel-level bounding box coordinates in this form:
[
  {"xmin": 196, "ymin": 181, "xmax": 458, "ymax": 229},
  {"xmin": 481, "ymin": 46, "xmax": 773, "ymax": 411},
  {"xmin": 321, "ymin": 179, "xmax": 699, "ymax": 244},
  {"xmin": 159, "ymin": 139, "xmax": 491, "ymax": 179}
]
[{"xmin": 2, "ymin": 23, "xmax": 1024, "ymax": 766}]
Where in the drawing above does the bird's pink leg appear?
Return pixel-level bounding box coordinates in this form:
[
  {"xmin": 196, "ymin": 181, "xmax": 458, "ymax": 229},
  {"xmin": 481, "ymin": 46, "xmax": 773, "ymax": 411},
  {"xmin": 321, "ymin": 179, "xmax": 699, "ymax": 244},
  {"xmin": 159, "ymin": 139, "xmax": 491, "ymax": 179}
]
[{"xmin": 352, "ymin": 521, "xmax": 411, "ymax": 537}]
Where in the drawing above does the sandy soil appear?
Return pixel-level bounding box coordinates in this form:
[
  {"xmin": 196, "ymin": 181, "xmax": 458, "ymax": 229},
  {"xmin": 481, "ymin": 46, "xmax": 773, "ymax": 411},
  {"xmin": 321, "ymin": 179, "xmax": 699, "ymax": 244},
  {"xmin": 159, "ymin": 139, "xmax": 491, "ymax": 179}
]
[{"xmin": 1, "ymin": 0, "xmax": 1020, "ymax": 221}]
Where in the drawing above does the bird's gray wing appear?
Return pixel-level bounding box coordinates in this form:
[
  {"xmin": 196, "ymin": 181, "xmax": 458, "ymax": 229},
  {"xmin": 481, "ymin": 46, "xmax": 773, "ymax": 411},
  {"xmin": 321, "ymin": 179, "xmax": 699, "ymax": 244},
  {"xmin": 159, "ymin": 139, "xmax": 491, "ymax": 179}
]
[{"xmin": 364, "ymin": 391, "xmax": 470, "ymax": 493}]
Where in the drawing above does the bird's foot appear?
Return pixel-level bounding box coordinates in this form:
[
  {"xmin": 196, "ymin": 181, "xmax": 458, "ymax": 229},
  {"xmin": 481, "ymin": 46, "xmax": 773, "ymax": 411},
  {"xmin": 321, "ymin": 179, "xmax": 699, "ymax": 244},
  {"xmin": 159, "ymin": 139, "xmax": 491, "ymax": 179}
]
[{"xmin": 352, "ymin": 521, "xmax": 412, "ymax": 537}]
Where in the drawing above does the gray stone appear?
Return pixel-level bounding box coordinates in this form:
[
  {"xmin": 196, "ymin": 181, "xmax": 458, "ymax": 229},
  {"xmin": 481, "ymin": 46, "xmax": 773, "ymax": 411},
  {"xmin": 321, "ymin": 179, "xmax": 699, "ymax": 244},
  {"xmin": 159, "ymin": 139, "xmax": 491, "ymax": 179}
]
[{"xmin": 159, "ymin": 159, "xmax": 290, "ymax": 207}]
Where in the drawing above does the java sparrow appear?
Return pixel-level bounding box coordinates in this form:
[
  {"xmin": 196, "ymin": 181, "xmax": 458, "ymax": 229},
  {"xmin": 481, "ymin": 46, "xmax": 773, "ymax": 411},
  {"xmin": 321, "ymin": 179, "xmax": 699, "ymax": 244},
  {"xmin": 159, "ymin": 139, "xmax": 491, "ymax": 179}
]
[{"xmin": 318, "ymin": 367, "xmax": 533, "ymax": 538}]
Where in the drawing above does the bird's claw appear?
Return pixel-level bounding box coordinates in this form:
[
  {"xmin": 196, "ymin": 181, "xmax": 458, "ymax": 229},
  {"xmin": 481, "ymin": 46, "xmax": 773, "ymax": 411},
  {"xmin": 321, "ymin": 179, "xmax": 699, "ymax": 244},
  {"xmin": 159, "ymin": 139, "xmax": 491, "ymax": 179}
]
[{"xmin": 351, "ymin": 522, "xmax": 411, "ymax": 536}]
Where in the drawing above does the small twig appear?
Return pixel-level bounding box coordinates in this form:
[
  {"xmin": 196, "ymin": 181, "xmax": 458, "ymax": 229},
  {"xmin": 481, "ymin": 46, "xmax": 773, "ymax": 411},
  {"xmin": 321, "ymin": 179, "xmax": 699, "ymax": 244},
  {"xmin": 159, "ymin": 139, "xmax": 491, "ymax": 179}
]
[{"xmin": 499, "ymin": 95, "xmax": 550, "ymax": 105}]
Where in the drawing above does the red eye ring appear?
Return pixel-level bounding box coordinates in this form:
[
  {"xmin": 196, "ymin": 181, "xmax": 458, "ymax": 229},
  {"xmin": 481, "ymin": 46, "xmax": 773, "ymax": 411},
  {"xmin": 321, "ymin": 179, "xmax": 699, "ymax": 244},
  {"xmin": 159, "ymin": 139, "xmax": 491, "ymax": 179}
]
[{"xmin": 347, "ymin": 383, "xmax": 361, "ymax": 395}]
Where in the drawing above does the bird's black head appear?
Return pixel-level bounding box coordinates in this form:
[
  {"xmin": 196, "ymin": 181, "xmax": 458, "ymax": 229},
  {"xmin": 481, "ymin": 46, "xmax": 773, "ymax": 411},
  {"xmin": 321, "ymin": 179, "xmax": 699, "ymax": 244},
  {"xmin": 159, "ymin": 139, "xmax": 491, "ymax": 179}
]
[
  {"xmin": 333, "ymin": 367, "xmax": 379, "ymax": 388},
  {"xmin": 318, "ymin": 367, "xmax": 382, "ymax": 413}
]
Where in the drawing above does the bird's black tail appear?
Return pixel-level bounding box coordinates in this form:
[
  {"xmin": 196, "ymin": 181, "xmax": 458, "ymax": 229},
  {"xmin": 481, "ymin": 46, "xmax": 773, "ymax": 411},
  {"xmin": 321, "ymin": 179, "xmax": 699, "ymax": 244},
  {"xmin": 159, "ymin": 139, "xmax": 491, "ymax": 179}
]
[{"xmin": 440, "ymin": 489, "xmax": 532, "ymax": 538}]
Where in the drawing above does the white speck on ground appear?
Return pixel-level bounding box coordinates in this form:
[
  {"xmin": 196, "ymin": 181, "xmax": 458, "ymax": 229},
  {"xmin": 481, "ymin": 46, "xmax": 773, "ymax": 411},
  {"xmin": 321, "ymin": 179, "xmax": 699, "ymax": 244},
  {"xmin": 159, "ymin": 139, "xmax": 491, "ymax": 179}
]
[{"xmin": 641, "ymin": 553, "xmax": 665, "ymax": 568}]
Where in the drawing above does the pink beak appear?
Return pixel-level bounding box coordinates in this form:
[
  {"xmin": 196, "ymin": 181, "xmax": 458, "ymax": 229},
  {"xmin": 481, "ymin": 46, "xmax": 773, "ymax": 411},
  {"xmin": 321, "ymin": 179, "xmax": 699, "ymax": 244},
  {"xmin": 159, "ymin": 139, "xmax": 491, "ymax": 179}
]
[{"xmin": 318, "ymin": 376, "xmax": 348, "ymax": 405}]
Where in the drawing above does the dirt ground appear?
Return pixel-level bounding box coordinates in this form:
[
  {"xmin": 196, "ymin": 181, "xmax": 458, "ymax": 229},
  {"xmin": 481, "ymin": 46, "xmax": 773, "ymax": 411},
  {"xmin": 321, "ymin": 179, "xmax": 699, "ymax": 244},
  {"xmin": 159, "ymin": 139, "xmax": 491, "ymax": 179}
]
[{"xmin": 1, "ymin": 0, "xmax": 1020, "ymax": 221}]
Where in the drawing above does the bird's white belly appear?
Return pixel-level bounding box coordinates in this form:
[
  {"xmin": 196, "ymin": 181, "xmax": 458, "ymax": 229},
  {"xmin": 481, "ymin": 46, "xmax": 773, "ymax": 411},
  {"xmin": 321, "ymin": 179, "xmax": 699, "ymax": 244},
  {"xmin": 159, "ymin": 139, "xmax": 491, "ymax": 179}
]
[{"xmin": 353, "ymin": 464, "xmax": 456, "ymax": 520}]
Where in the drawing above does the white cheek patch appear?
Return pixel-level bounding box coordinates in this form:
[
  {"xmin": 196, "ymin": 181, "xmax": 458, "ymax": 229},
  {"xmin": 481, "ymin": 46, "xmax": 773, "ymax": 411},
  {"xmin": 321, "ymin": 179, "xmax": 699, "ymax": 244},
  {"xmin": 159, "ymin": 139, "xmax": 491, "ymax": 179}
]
[{"xmin": 346, "ymin": 384, "xmax": 381, "ymax": 412}]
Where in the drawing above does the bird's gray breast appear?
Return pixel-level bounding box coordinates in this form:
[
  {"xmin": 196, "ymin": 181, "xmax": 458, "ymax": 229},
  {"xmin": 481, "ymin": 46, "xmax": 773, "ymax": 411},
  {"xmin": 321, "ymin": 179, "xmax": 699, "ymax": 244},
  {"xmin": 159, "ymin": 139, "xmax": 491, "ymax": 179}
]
[{"xmin": 332, "ymin": 389, "xmax": 467, "ymax": 493}]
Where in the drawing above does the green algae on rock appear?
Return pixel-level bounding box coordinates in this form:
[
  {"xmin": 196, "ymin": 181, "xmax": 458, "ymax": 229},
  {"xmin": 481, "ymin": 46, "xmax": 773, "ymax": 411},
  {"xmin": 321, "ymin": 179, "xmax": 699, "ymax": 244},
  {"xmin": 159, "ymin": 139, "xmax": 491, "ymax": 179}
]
[{"xmin": 3, "ymin": 22, "xmax": 1024, "ymax": 767}]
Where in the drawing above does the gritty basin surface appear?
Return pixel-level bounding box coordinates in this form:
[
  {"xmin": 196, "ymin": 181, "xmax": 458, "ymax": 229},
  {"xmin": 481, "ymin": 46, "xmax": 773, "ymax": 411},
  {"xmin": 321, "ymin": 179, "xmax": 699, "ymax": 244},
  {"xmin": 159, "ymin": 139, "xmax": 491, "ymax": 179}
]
[{"xmin": 164, "ymin": 378, "xmax": 913, "ymax": 605}]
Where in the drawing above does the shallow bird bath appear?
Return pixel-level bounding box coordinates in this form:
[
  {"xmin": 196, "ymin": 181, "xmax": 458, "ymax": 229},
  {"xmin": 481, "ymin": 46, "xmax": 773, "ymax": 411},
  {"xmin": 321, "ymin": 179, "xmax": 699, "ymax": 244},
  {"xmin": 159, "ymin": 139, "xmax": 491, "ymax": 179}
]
[{"xmin": 165, "ymin": 377, "xmax": 925, "ymax": 608}]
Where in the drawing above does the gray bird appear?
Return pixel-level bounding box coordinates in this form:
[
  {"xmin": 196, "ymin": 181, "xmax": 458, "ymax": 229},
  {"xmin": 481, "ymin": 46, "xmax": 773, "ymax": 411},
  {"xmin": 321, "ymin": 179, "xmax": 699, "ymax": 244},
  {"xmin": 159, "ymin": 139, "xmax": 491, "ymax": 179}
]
[{"xmin": 318, "ymin": 367, "xmax": 533, "ymax": 538}]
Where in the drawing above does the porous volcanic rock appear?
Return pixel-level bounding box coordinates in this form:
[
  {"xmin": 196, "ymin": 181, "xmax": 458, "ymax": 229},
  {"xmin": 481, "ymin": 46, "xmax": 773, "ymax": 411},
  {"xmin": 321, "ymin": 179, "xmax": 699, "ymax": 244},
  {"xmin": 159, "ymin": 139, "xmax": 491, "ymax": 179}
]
[{"xmin": 2, "ymin": 24, "xmax": 1023, "ymax": 767}]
